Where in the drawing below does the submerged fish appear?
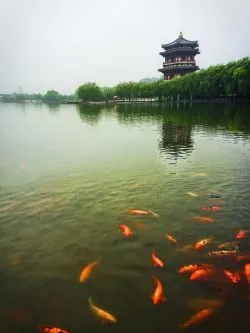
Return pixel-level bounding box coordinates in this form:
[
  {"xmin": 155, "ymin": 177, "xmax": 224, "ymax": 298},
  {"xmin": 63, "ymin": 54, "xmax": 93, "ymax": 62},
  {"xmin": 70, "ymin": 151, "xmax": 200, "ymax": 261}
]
[
  {"xmin": 119, "ymin": 224, "xmax": 133, "ymax": 237},
  {"xmin": 179, "ymin": 308, "xmax": 213, "ymax": 329},
  {"xmin": 190, "ymin": 268, "xmax": 213, "ymax": 281},
  {"xmin": 208, "ymin": 194, "xmax": 223, "ymax": 199},
  {"xmin": 151, "ymin": 275, "xmax": 166, "ymax": 305},
  {"xmin": 244, "ymin": 264, "xmax": 250, "ymax": 284},
  {"xmin": 188, "ymin": 298, "xmax": 224, "ymax": 311},
  {"xmin": 195, "ymin": 238, "xmax": 213, "ymax": 250},
  {"xmin": 165, "ymin": 234, "xmax": 179, "ymax": 244},
  {"xmin": 79, "ymin": 258, "xmax": 100, "ymax": 283},
  {"xmin": 127, "ymin": 209, "xmax": 149, "ymax": 216},
  {"xmin": 179, "ymin": 265, "xmax": 199, "ymax": 274},
  {"xmin": 152, "ymin": 249, "xmax": 164, "ymax": 267},
  {"xmin": 187, "ymin": 192, "xmax": 199, "ymax": 197},
  {"xmin": 40, "ymin": 327, "xmax": 70, "ymax": 333},
  {"xmin": 147, "ymin": 210, "xmax": 160, "ymax": 218},
  {"xmin": 236, "ymin": 254, "xmax": 250, "ymax": 262},
  {"xmin": 200, "ymin": 205, "xmax": 222, "ymax": 212},
  {"xmin": 191, "ymin": 216, "xmax": 215, "ymax": 223},
  {"xmin": 224, "ymin": 270, "xmax": 241, "ymax": 284},
  {"xmin": 218, "ymin": 242, "xmax": 239, "ymax": 250},
  {"xmin": 208, "ymin": 250, "xmax": 237, "ymax": 257},
  {"xmin": 236, "ymin": 230, "xmax": 247, "ymax": 240},
  {"xmin": 89, "ymin": 297, "xmax": 117, "ymax": 323},
  {"xmin": 175, "ymin": 244, "xmax": 194, "ymax": 253}
]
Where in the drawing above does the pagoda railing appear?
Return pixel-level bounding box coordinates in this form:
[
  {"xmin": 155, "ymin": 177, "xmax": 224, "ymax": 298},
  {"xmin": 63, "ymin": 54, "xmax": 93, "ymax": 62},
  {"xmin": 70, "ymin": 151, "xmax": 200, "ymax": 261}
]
[{"xmin": 163, "ymin": 61, "xmax": 196, "ymax": 67}]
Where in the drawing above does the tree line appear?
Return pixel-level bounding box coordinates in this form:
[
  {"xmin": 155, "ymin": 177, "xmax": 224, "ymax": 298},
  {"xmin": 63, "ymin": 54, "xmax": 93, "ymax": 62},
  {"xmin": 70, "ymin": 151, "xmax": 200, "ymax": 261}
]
[
  {"xmin": 76, "ymin": 57, "xmax": 250, "ymax": 102},
  {"xmin": 1, "ymin": 57, "xmax": 249, "ymax": 103}
]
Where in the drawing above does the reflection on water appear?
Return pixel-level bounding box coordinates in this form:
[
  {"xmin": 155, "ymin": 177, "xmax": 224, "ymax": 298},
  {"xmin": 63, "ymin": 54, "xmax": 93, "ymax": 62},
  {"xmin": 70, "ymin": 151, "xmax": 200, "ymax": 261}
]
[
  {"xmin": 0, "ymin": 102, "xmax": 250, "ymax": 333},
  {"xmin": 77, "ymin": 104, "xmax": 102, "ymax": 125},
  {"xmin": 159, "ymin": 121, "xmax": 193, "ymax": 163}
]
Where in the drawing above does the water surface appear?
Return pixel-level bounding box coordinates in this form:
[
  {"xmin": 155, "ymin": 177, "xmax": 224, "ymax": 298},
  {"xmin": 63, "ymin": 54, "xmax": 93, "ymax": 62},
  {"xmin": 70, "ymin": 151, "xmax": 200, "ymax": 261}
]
[{"xmin": 1, "ymin": 102, "xmax": 250, "ymax": 333}]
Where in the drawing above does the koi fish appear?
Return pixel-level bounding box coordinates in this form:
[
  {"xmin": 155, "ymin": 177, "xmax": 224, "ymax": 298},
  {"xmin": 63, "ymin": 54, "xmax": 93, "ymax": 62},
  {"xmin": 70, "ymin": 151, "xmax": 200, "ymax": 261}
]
[
  {"xmin": 79, "ymin": 258, "xmax": 100, "ymax": 283},
  {"xmin": 191, "ymin": 216, "xmax": 215, "ymax": 223},
  {"xmin": 179, "ymin": 308, "xmax": 213, "ymax": 329},
  {"xmin": 224, "ymin": 270, "xmax": 241, "ymax": 284},
  {"xmin": 40, "ymin": 327, "xmax": 70, "ymax": 333},
  {"xmin": 147, "ymin": 210, "xmax": 160, "ymax": 218},
  {"xmin": 195, "ymin": 238, "xmax": 212, "ymax": 250},
  {"xmin": 244, "ymin": 264, "xmax": 250, "ymax": 284},
  {"xmin": 165, "ymin": 234, "xmax": 179, "ymax": 244},
  {"xmin": 88, "ymin": 297, "xmax": 117, "ymax": 323},
  {"xmin": 127, "ymin": 209, "xmax": 149, "ymax": 215},
  {"xmin": 188, "ymin": 298, "xmax": 224, "ymax": 311},
  {"xmin": 208, "ymin": 194, "xmax": 222, "ymax": 199},
  {"xmin": 151, "ymin": 275, "xmax": 166, "ymax": 305},
  {"xmin": 152, "ymin": 249, "xmax": 164, "ymax": 267},
  {"xmin": 236, "ymin": 254, "xmax": 250, "ymax": 262},
  {"xmin": 236, "ymin": 230, "xmax": 247, "ymax": 240},
  {"xmin": 187, "ymin": 192, "xmax": 199, "ymax": 197},
  {"xmin": 208, "ymin": 250, "xmax": 237, "ymax": 257},
  {"xmin": 175, "ymin": 244, "xmax": 194, "ymax": 253},
  {"xmin": 218, "ymin": 242, "xmax": 239, "ymax": 250},
  {"xmin": 190, "ymin": 269, "xmax": 212, "ymax": 281},
  {"xmin": 179, "ymin": 265, "xmax": 199, "ymax": 274},
  {"xmin": 118, "ymin": 224, "xmax": 133, "ymax": 237},
  {"xmin": 200, "ymin": 205, "xmax": 222, "ymax": 211}
]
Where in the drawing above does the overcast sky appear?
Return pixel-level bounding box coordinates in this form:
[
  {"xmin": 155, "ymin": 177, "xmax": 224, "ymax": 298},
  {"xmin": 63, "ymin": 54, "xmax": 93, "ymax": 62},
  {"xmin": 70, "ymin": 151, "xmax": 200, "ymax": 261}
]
[{"xmin": 0, "ymin": 0, "xmax": 249, "ymax": 94}]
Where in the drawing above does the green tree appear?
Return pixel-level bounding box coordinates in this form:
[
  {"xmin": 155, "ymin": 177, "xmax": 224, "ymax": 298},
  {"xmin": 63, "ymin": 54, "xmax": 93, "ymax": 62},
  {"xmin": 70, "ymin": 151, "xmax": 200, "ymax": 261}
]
[
  {"xmin": 42, "ymin": 90, "xmax": 61, "ymax": 102},
  {"xmin": 76, "ymin": 83, "xmax": 102, "ymax": 102}
]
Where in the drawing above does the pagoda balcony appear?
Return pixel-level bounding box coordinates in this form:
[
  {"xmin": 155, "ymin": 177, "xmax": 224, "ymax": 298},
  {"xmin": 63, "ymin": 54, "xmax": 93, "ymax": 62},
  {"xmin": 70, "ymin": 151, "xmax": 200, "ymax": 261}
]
[
  {"xmin": 163, "ymin": 61, "xmax": 196, "ymax": 67},
  {"xmin": 160, "ymin": 47, "xmax": 200, "ymax": 56},
  {"xmin": 158, "ymin": 65, "xmax": 199, "ymax": 73}
]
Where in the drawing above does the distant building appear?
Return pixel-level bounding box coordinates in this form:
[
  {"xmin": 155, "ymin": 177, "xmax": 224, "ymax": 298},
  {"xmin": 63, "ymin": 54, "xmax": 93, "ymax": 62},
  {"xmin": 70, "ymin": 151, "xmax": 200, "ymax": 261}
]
[{"xmin": 158, "ymin": 32, "xmax": 200, "ymax": 80}]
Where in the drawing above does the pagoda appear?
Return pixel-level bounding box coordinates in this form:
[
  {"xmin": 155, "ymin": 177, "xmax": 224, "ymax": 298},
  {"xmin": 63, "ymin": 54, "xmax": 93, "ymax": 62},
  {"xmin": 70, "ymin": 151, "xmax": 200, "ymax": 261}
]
[{"xmin": 158, "ymin": 32, "xmax": 200, "ymax": 80}]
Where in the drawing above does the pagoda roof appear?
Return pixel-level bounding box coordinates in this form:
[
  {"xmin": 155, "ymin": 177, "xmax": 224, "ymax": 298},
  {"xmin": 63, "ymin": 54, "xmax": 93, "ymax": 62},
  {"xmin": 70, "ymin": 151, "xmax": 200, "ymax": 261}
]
[{"xmin": 162, "ymin": 32, "xmax": 198, "ymax": 49}]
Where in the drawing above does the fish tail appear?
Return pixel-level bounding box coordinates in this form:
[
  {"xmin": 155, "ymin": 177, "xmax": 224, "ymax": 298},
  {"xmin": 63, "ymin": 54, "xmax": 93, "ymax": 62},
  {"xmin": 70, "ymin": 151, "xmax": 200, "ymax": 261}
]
[
  {"xmin": 88, "ymin": 297, "xmax": 93, "ymax": 306},
  {"xmin": 148, "ymin": 210, "xmax": 160, "ymax": 218}
]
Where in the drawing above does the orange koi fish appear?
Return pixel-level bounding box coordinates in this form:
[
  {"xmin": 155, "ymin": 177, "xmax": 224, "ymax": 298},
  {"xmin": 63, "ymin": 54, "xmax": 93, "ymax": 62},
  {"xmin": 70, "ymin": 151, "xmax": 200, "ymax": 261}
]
[
  {"xmin": 151, "ymin": 275, "xmax": 166, "ymax": 305},
  {"xmin": 127, "ymin": 209, "xmax": 149, "ymax": 216},
  {"xmin": 224, "ymin": 270, "xmax": 241, "ymax": 284},
  {"xmin": 208, "ymin": 250, "xmax": 237, "ymax": 257},
  {"xmin": 195, "ymin": 238, "xmax": 212, "ymax": 250},
  {"xmin": 179, "ymin": 265, "xmax": 199, "ymax": 274},
  {"xmin": 188, "ymin": 298, "xmax": 223, "ymax": 311},
  {"xmin": 236, "ymin": 254, "xmax": 250, "ymax": 262},
  {"xmin": 200, "ymin": 205, "xmax": 222, "ymax": 211},
  {"xmin": 89, "ymin": 297, "xmax": 117, "ymax": 323},
  {"xmin": 244, "ymin": 264, "xmax": 250, "ymax": 284},
  {"xmin": 165, "ymin": 234, "xmax": 179, "ymax": 244},
  {"xmin": 191, "ymin": 216, "xmax": 215, "ymax": 223},
  {"xmin": 152, "ymin": 249, "xmax": 164, "ymax": 267},
  {"xmin": 40, "ymin": 327, "xmax": 70, "ymax": 333},
  {"xmin": 190, "ymin": 268, "xmax": 212, "ymax": 281},
  {"xmin": 119, "ymin": 224, "xmax": 133, "ymax": 237},
  {"xmin": 79, "ymin": 258, "xmax": 100, "ymax": 283},
  {"xmin": 236, "ymin": 230, "xmax": 247, "ymax": 240},
  {"xmin": 179, "ymin": 308, "xmax": 213, "ymax": 329}
]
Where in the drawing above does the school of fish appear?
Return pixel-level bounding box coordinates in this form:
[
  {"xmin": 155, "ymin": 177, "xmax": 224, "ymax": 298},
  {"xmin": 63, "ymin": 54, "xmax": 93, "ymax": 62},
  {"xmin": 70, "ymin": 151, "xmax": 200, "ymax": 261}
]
[{"xmin": 39, "ymin": 202, "xmax": 249, "ymax": 332}]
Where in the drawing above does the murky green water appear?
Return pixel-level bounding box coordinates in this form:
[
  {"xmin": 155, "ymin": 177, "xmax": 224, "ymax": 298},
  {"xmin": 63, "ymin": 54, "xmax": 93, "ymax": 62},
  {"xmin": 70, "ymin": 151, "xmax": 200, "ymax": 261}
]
[{"xmin": 1, "ymin": 102, "xmax": 250, "ymax": 333}]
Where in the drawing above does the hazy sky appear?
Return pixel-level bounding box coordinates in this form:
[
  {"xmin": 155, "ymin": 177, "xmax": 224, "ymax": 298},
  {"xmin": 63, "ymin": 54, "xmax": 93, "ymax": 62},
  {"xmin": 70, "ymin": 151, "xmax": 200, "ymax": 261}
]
[{"xmin": 0, "ymin": 0, "xmax": 249, "ymax": 94}]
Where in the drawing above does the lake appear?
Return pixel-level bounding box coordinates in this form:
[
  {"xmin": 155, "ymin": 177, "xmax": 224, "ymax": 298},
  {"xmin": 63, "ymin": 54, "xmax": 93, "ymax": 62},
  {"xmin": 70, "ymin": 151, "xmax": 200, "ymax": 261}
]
[{"xmin": 0, "ymin": 102, "xmax": 250, "ymax": 333}]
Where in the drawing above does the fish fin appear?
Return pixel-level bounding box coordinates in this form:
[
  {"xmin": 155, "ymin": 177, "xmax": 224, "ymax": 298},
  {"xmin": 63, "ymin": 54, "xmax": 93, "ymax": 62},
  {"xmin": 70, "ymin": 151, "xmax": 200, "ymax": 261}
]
[{"xmin": 162, "ymin": 296, "xmax": 167, "ymax": 301}]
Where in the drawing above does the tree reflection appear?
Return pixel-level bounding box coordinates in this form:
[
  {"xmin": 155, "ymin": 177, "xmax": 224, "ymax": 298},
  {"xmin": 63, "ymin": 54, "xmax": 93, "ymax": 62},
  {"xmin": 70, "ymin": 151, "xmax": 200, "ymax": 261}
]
[
  {"xmin": 77, "ymin": 104, "xmax": 103, "ymax": 125},
  {"xmin": 159, "ymin": 121, "xmax": 194, "ymax": 163}
]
